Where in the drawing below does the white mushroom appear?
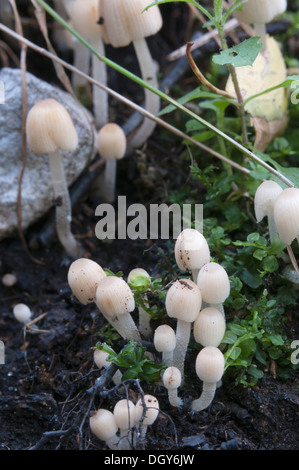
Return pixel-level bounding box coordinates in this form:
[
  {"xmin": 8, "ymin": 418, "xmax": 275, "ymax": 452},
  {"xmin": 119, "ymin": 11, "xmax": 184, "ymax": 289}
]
[
  {"xmin": 166, "ymin": 279, "xmax": 202, "ymax": 378},
  {"xmin": 135, "ymin": 394, "xmax": 159, "ymax": 441},
  {"xmin": 153, "ymin": 324, "xmax": 176, "ymax": 368},
  {"xmin": 67, "ymin": 258, "xmax": 107, "ymax": 305},
  {"xmin": 196, "ymin": 262, "xmax": 230, "ymax": 316},
  {"xmin": 191, "ymin": 346, "xmax": 225, "ymax": 412},
  {"xmin": 93, "ymin": 348, "xmax": 122, "ymax": 385},
  {"xmin": 26, "ymin": 98, "xmax": 81, "ymax": 257},
  {"xmin": 254, "ymin": 180, "xmax": 283, "ymax": 242},
  {"xmin": 193, "ymin": 307, "xmax": 226, "ymax": 347},
  {"xmin": 96, "ymin": 276, "xmax": 141, "ymax": 341},
  {"xmin": 89, "ymin": 408, "xmax": 119, "ymax": 449},
  {"xmin": 113, "ymin": 399, "xmax": 137, "ymax": 450},
  {"xmin": 174, "ymin": 228, "xmax": 210, "ymax": 282},
  {"xmin": 96, "ymin": 123, "xmax": 127, "ymax": 203},
  {"xmin": 13, "ymin": 303, "xmax": 32, "ymax": 325},
  {"xmin": 162, "ymin": 366, "xmax": 183, "ymax": 408}
]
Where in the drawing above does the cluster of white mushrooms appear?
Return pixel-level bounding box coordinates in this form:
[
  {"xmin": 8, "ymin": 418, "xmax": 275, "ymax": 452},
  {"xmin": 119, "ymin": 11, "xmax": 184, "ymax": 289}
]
[{"xmin": 89, "ymin": 394, "xmax": 159, "ymax": 450}]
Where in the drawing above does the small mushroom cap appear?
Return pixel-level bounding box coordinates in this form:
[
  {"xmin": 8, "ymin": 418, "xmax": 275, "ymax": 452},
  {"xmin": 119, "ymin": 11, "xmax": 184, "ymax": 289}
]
[
  {"xmin": 127, "ymin": 267, "xmax": 150, "ymax": 286},
  {"xmin": 97, "ymin": 123, "xmax": 127, "ymax": 161},
  {"xmin": 100, "ymin": 0, "xmax": 163, "ymax": 47},
  {"xmin": 90, "ymin": 408, "xmax": 118, "ymax": 441},
  {"xmin": 113, "ymin": 399, "xmax": 137, "ymax": 430},
  {"xmin": 70, "ymin": 0, "xmax": 101, "ymax": 42},
  {"xmin": 196, "ymin": 262, "xmax": 230, "ymax": 304},
  {"xmin": 193, "ymin": 307, "xmax": 226, "ymax": 347},
  {"xmin": 195, "ymin": 346, "xmax": 225, "ymax": 383},
  {"xmin": 162, "ymin": 367, "xmax": 182, "ymax": 390},
  {"xmin": 96, "ymin": 276, "xmax": 135, "ymax": 317},
  {"xmin": 26, "ymin": 98, "xmax": 78, "ymax": 154},
  {"xmin": 135, "ymin": 394, "xmax": 159, "ymax": 426},
  {"xmin": 68, "ymin": 258, "xmax": 106, "ymax": 305},
  {"xmin": 274, "ymin": 187, "xmax": 299, "ymax": 245},
  {"xmin": 2, "ymin": 273, "xmax": 17, "ymax": 287},
  {"xmin": 174, "ymin": 228, "xmax": 210, "ymax": 273},
  {"xmin": 153, "ymin": 324, "xmax": 176, "ymax": 352},
  {"xmin": 229, "ymin": 0, "xmax": 287, "ymax": 24},
  {"xmin": 13, "ymin": 303, "xmax": 32, "ymax": 324},
  {"xmin": 254, "ymin": 180, "xmax": 283, "ymax": 222},
  {"xmin": 166, "ymin": 279, "xmax": 202, "ymax": 323},
  {"xmin": 94, "ymin": 348, "xmax": 111, "ymax": 369}
]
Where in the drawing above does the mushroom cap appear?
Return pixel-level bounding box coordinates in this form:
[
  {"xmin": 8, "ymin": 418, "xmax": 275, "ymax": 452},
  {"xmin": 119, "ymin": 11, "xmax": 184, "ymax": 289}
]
[
  {"xmin": 13, "ymin": 303, "xmax": 32, "ymax": 324},
  {"xmin": 162, "ymin": 366, "xmax": 182, "ymax": 390},
  {"xmin": 196, "ymin": 262, "xmax": 230, "ymax": 304},
  {"xmin": 195, "ymin": 346, "xmax": 225, "ymax": 383},
  {"xmin": 26, "ymin": 98, "xmax": 78, "ymax": 154},
  {"xmin": 135, "ymin": 394, "xmax": 159, "ymax": 426},
  {"xmin": 97, "ymin": 123, "xmax": 127, "ymax": 161},
  {"xmin": 90, "ymin": 408, "xmax": 118, "ymax": 441},
  {"xmin": 274, "ymin": 187, "xmax": 299, "ymax": 245},
  {"xmin": 93, "ymin": 348, "xmax": 111, "ymax": 369},
  {"xmin": 166, "ymin": 279, "xmax": 202, "ymax": 323},
  {"xmin": 113, "ymin": 399, "xmax": 137, "ymax": 430},
  {"xmin": 100, "ymin": 0, "xmax": 163, "ymax": 47},
  {"xmin": 70, "ymin": 0, "xmax": 102, "ymax": 42},
  {"xmin": 153, "ymin": 324, "xmax": 176, "ymax": 353},
  {"xmin": 67, "ymin": 258, "xmax": 107, "ymax": 305},
  {"xmin": 254, "ymin": 180, "xmax": 283, "ymax": 222},
  {"xmin": 96, "ymin": 276, "xmax": 135, "ymax": 317},
  {"xmin": 193, "ymin": 307, "xmax": 226, "ymax": 347},
  {"xmin": 229, "ymin": 0, "xmax": 287, "ymax": 24},
  {"xmin": 2, "ymin": 273, "xmax": 17, "ymax": 287},
  {"xmin": 174, "ymin": 228, "xmax": 210, "ymax": 273}
]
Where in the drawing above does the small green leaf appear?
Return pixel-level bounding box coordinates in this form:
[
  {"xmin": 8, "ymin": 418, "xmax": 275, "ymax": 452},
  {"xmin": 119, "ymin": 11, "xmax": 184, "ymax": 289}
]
[{"xmin": 212, "ymin": 37, "xmax": 263, "ymax": 67}]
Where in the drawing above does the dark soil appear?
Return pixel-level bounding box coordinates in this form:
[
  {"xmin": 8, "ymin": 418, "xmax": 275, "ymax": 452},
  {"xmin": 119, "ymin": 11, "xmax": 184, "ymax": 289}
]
[{"xmin": 0, "ymin": 0, "xmax": 298, "ymax": 453}]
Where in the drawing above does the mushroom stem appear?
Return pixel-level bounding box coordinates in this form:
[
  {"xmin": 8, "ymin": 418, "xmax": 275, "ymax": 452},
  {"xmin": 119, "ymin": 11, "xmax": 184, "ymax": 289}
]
[
  {"xmin": 72, "ymin": 40, "xmax": 91, "ymax": 89},
  {"xmin": 128, "ymin": 38, "xmax": 160, "ymax": 150},
  {"xmin": 191, "ymin": 382, "xmax": 216, "ymax": 412},
  {"xmin": 254, "ymin": 23, "xmax": 267, "ymax": 51},
  {"xmin": 268, "ymin": 213, "xmax": 279, "ymax": 243},
  {"xmin": 91, "ymin": 37, "xmax": 108, "ymax": 128},
  {"xmin": 48, "ymin": 149, "xmax": 82, "ymax": 257},
  {"xmin": 138, "ymin": 295, "xmax": 152, "ymax": 338},
  {"xmin": 172, "ymin": 319, "xmax": 191, "ymax": 378},
  {"xmin": 102, "ymin": 159, "xmax": 117, "ymax": 203},
  {"xmin": 209, "ymin": 302, "xmax": 225, "ymax": 317}
]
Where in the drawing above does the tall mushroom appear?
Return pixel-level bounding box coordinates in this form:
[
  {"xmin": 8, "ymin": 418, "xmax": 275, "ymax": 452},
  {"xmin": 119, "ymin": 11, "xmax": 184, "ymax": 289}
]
[
  {"xmin": 96, "ymin": 275, "xmax": 141, "ymax": 341},
  {"xmin": 96, "ymin": 123, "xmax": 127, "ymax": 203},
  {"xmin": 99, "ymin": 0, "xmax": 163, "ymax": 150},
  {"xmin": 192, "ymin": 346, "xmax": 225, "ymax": 412},
  {"xmin": 254, "ymin": 180, "xmax": 283, "ymax": 242},
  {"xmin": 174, "ymin": 228, "xmax": 210, "ymax": 282},
  {"xmin": 70, "ymin": 0, "xmax": 108, "ymax": 128},
  {"xmin": 274, "ymin": 187, "xmax": 299, "ymax": 274},
  {"xmin": 153, "ymin": 324, "xmax": 176, "ymax": 368},
  {"xmin": 166, "ymin": 279, "xmax": 202, "ymax": 378},
  {"xmin": 68, "ymin": 257, "xmax": 107, "ymax": 305},
  {"xmin": 26, "ymin": 98, "xmax": 81, "ymax": 258}
]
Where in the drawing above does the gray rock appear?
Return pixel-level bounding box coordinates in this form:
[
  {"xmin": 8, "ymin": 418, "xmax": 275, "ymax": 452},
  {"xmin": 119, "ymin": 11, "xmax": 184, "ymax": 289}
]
[{"xmin": 0, "ymin": 67, "xmax": 96, "ymax": 240}]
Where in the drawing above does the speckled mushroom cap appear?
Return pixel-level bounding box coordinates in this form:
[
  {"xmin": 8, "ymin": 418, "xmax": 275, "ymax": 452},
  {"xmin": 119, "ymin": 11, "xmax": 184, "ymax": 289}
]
[
  {"xmin": 67, "ymin": 258, "xmax": 106, "ymax": 305},
  {"xmin": 166, "ymin": 278, "xmax": 202, "ymax": 323},
  {"xmin": 162, "ymin": 366, "xmax": 182, "ymax": 390},
  {"xmin": 135, "ymin": 394, "xmax": 159, "ymax": 426},
  {"xmin": 95, "ymin": 275, "xmax": 135, "ymax": 317},
  {"xmin": 99, "ymin": 0, "xmax": 163, "ymax": 47},
  {"xmin": 174, "ymin": 228, "xmax": 210, "ymax": 273}
]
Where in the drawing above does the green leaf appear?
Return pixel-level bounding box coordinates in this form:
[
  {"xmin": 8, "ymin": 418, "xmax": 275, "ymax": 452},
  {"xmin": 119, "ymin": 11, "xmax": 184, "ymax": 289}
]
[
  {"xmin": 222, "ymin": 330, "xmax": 238, "ymax": 344},
  {"xmin": 267, "ymin": 334, "xmax": 285, "ymax": 346},
  {"xmin": 212, "ymin": 37, "xmax": 263, "ymax": 67}
]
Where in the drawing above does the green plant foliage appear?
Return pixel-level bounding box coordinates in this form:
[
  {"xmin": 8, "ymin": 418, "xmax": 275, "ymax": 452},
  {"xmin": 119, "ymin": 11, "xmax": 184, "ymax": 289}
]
[
  {"xmin": 212, "ymin": 37, "xmax": 263, "ymax": 67},
  {"xmin": 95, "ymin": 341, "xmax": 164, "ymax": 384}
]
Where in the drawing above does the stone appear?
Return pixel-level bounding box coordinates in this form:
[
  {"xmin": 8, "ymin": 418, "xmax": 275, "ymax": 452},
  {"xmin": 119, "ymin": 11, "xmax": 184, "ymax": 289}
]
[{"xmin": 0, "ymin": 67, "xmax": 96, "ymax": 240}]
